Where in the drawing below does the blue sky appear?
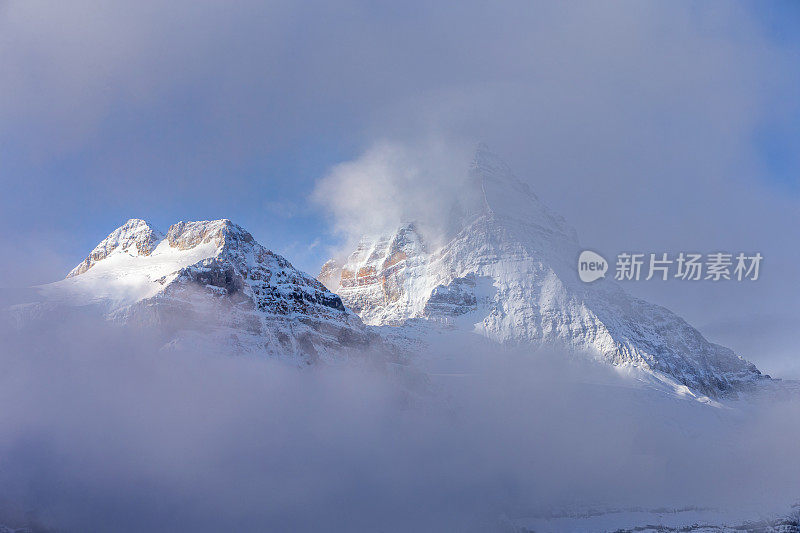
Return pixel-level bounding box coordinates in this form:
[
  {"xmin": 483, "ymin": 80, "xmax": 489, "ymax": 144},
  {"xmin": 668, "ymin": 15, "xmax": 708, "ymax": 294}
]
[{"xmin": 1, "ymin": 1, "xmax": 799, "ymax": 374}]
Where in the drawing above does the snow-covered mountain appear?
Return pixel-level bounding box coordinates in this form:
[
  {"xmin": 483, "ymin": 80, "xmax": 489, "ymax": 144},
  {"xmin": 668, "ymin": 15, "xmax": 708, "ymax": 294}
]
[
  {"xmin": 35, "ymin": 218, "xmax": 373, "ymax": 363},
  {"xmin": 318, "ymin": 145, "xmax": 764, "ymax": 397},
  {"xmin": 10, "ymin": 148, "xmax": 766, "ymax": 395}
]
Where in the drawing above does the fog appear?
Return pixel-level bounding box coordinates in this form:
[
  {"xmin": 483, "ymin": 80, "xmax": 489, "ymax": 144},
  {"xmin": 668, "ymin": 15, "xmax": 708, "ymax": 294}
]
[
  {"xmin": 1, "ymin": 309, "xmax": 798, "ymax": 532},
  {"xmin": 1, "ymin": 2, "xmax": 798, "ymax": 529},
  {"xmin": 2, "ymin": 1, "xmax": 798, "ymax": 376},
  {"xmin": 311, "ymin": 138, "xmax": 478, "ymax": 253}
]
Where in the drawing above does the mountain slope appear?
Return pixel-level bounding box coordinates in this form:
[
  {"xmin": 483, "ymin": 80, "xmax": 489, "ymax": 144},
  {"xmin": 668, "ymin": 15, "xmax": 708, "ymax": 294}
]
[
  {"xmin": 38, "ymin": 219, "xmax": 372, "ymax": 363},
  {"xmin": 319, "ymin": 145, "xmax": 763, "ymax": 397}
]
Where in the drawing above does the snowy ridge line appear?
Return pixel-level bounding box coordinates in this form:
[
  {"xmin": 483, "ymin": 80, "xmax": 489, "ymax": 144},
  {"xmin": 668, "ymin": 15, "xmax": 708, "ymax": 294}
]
[
  {"xmin": 319, "ymin": 144, "xmax": 766, "ymax": 398},
  {"xmin": 32, "ymin": 218, "xmax": 377, "ymax": 364}
]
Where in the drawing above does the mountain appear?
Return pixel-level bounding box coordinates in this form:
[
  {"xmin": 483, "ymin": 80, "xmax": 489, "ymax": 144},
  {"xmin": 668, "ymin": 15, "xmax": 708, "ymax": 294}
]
[
  {"xmin": 318, "ymin": 145, "xmax": 764, "ymax": 397},
  {"xmin": 35, "ymin": 218, "xmax": 373, "ymax": 363}
]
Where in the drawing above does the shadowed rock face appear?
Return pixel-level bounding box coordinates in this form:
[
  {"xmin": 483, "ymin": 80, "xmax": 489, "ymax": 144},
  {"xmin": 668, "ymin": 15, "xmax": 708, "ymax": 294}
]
[
  {"xmin": 422, "ymin": 275, "xmax": 479, "ymax": 317},
  {"xmin": 318, "ymin": 145, "xmax": 764, "ymax": 398}
]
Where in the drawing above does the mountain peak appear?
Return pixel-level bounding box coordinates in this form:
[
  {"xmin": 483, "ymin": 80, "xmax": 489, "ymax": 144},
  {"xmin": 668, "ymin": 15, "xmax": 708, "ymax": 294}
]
[
  {"xmin": 320, "ymin": 147, "xmax": 762, "ymax": 397},
  {"xmin": 67, "ymin": 218, "xmax": 163, "ymax": 277},
  {"xmin": 47, "ymin": 218, "xmax": 370, "ymax": 363},
  {"xmin": 471, "ymin": 143, "xmax": 520, "ymax": 186},
  {"xmin": 165, "ymin": 219, "xmax": 254, "ymax": 252},
  {"xmin": 466, "ymin": 144, "xmax": 577, "ymax": 243},
  {"xmin": 67, "ymin": 219, "xmax": 261, "ymax": 279}
]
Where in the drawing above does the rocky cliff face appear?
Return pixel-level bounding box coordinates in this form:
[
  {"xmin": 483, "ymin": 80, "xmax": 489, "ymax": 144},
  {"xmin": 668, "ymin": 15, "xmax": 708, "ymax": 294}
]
[
  {"xmin": 42, "ymin": 219, "xmax": 373, "ymax": 363},
  {"xmin": 328, "ymin": 222, "xmax": 429, "ymax": 325},
  {"xmin": 319, "ymin": 146, "xmax": 764, "ymax": 397}
]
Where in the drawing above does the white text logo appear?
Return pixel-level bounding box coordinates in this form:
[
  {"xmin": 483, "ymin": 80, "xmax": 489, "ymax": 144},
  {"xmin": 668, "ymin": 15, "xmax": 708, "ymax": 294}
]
[{"xmin": 578, "ymin": 250, "xmax": 608, "ymax": 283}]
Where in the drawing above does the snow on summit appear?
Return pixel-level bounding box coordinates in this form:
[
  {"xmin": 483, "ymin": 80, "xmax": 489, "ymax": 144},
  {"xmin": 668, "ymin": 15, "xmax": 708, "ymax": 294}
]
[
  {"xmin": 67, "ymin": 218, "xmax": 164, "ymax": 278},
  {"xmin": 50, "ymin": 219, "xmax": 222, "ymax": 307},
  {"xmin": 19, "ymin": 149, "xmax": 766, "ymax": 397},
  {"xmin": 319, "ymin": 145, "xmax": 765, "ymax": 398},
  {"xmin": 37, "ymin": 218, "xmax": 372, "ymax": 363}
]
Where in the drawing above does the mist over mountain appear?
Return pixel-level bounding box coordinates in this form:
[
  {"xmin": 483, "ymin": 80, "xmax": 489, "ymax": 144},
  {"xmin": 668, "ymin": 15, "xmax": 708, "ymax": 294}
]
[
  {"xmin": 2, "ymin": 1, "xmax": 799, "ymax": 531},
  {"xmin": 317, "ymin": 145, "xmax": 765, "ymax": 399},
  {"xmin": 12, "ymin": 148, "xmax": 768, "ymax": 400},
  {"xmin": 2, "ymin": 146, "xmax": 798, "ymax": 530},
  {"xmin": 1, "ymin": 307, "xmax": 799, "ymax": 533}
]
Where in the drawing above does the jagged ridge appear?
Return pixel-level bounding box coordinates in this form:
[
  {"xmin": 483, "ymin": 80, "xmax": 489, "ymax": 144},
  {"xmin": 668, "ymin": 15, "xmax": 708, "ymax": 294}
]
[{"xmin": 43, "ymin": 219, "xmax": 372, "ymax": 363}]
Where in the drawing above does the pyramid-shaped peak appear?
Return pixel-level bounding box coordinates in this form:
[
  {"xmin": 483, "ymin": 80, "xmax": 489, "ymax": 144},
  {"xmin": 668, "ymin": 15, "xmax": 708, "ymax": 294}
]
[
  {"xmin": 67, "ymin": 218, "xmax": 163, "ymax": 277},
  {"xmin": 470, "ymin": 144, "xmax": 534, "ymax": 197},
  {"xmin": 472, "ymin": 143, "xmax": 512, "ymax": 171},
  {"xmin": 107, "ymin": 218, "xmax": 162, "ymax": 246},
  {"xmin": 463, "ymin": 145, "xmax": 578, "ymax": 242}
]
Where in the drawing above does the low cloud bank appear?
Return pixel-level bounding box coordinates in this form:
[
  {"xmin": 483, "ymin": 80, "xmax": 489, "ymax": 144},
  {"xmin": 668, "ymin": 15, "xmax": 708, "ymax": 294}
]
[{"xmin": 0, "ymin": 310, "xmax": 798, "ymax": 532}]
